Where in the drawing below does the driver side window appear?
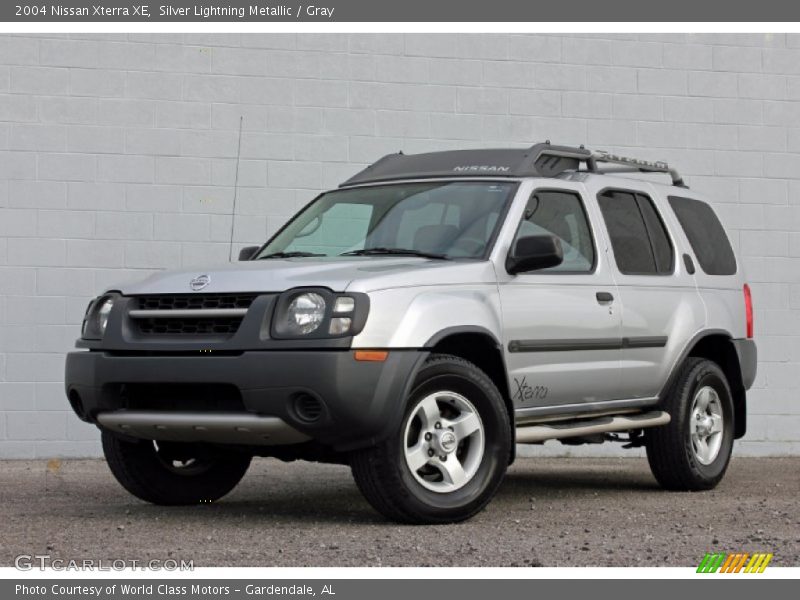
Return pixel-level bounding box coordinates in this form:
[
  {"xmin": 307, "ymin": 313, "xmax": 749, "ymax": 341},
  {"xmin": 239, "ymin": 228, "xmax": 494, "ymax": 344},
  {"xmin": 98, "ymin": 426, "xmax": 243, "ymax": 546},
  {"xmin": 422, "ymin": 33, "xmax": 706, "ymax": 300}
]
[{"xmin": 513, "ymin": 190, "xmax": 595, "ymax": 273}]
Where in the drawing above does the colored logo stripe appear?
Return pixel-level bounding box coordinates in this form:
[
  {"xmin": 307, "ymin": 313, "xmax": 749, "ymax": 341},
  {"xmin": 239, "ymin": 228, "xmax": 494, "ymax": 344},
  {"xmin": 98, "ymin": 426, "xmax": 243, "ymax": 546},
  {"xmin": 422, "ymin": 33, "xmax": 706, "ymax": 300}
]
[
  {"xmin": 733, "ymin": 553, "xmax": 750, "ymax": 573},
  {"xmin": 697, "ymin": 552, "xmax": 773, "ymax": 573},
  {"xmin": 720, "ymin": 553, "xmax": 737, "ymax": 573},
  {"xmin": 720, "ymin": 553, "xmax": 748, "ymax": 573},
  {"xmin": 744, "ymin": 553, "xmax": 773, "ymax": 573},
  {"xmin": 697, "ymin": 553, "xmax": 726, "ymax": 573}
]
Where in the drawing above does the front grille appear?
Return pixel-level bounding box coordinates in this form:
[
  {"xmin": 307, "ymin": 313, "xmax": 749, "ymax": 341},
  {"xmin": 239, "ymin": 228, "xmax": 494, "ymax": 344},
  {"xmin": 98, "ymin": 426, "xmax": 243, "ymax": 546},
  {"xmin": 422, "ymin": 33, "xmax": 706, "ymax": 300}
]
[
  {"xmin": 136, "ymin": 317, "xmax": 243, "ymax": 335},
  {"xmin": 136, "ymin": 294, "xmax": 256, "ymax": 311},
  {"xmin": 130, "ymin": 294, "xmax": 258, "ymax": 337}
]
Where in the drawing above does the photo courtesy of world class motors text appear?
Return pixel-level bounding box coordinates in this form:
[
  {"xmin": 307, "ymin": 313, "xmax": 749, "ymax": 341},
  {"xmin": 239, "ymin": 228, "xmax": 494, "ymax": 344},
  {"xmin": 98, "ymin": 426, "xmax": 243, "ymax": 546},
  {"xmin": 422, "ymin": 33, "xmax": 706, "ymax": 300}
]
[{"xmin": 15, "ymin": 584, "xmax": 320, "ymax": 596}]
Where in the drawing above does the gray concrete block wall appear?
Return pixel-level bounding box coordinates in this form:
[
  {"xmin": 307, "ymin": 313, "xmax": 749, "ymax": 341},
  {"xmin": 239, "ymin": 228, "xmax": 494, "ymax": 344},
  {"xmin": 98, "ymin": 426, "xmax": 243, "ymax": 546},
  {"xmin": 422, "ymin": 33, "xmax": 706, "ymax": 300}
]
[{"xmin": 0, "ymin": 32, "xmax": 798, "ymax": 458}]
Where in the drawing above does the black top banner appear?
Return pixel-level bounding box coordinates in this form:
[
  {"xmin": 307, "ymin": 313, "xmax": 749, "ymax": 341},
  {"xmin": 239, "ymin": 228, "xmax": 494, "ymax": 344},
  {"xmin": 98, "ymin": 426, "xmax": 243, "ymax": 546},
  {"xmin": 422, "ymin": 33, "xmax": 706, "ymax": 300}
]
[{"xmin": 4, "ymin": 0, "xmax": 800, "ymax": 22}]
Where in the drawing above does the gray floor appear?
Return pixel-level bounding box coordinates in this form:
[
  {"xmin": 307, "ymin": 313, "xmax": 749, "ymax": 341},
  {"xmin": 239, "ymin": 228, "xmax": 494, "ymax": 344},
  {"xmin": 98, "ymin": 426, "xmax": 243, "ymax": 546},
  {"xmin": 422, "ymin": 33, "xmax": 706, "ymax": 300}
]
[{"xmin": 1, "ymin": 457, "xmax": 797, "ymax": 567}]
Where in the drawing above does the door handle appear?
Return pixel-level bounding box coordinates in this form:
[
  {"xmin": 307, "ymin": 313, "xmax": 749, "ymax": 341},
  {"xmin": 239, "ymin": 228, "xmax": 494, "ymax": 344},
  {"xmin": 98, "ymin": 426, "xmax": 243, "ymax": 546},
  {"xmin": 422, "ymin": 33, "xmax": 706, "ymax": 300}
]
[{"xmin": 596, "ymin": 291, "xmax": 614, "ymax": 304}]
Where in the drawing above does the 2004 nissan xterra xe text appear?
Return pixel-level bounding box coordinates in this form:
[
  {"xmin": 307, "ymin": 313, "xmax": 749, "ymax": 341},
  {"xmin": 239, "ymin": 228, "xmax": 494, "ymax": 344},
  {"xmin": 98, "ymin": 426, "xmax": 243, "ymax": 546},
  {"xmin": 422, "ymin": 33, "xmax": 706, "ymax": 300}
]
[{"xmin": 65, "ymin": 143, "xmax": 757, "ymax": 524}]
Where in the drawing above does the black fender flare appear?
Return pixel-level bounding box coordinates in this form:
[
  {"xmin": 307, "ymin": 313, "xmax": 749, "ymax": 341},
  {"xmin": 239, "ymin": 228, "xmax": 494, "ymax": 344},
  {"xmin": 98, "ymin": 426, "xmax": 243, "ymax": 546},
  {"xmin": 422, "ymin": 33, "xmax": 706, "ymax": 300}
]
[
  {"xmin": 658, "ymin": 329, "xmax": 748, "ymax": 439},
  {"xmin": 423, "ymin": 326, "xmax": 516, "ymax": 463}
]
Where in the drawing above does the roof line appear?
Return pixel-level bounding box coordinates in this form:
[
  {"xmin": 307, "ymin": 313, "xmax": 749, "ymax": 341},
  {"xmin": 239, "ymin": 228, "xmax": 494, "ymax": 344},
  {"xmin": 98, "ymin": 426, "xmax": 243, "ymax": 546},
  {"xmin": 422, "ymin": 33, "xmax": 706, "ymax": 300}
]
[{"xmin": 340, "ymin": 142, "xmax": 686, "ymax": 189}]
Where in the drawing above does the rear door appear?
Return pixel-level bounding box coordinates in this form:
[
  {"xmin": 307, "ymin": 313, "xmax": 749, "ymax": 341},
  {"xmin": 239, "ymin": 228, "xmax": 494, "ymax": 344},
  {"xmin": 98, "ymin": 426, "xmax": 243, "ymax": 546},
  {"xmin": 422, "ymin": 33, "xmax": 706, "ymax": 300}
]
[
  {"xmin": 496, "ymin": 183, "xmax": 622, "ymax": 414},
  {"xmin": 591, "ymin": 182, "xmax": 704, "ymax": 400}
]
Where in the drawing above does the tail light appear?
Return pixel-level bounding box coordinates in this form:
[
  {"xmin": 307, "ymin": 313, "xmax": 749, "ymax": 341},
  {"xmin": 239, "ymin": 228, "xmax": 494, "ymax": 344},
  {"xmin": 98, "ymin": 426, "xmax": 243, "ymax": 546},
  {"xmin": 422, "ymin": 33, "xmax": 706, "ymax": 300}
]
[{"xmin": 743, "ymin": 284, "xmax": 753, "ymax": 339}]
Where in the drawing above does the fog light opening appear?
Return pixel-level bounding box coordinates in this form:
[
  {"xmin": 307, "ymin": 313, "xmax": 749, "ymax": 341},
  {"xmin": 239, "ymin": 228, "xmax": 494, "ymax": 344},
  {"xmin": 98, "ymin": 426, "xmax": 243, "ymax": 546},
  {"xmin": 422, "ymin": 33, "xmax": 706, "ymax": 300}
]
[{"xmin": 292, "ymin": 393, "xmax": 324, "ymax": 423}]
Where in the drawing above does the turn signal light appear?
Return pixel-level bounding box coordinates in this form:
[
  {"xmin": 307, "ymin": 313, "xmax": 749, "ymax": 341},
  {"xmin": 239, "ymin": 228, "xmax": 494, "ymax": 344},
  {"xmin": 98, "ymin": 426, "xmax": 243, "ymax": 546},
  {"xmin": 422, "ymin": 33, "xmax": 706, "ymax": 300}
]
[{"xmin": 354, "ymin": 350, "xmax": 389, "ymax": 362}]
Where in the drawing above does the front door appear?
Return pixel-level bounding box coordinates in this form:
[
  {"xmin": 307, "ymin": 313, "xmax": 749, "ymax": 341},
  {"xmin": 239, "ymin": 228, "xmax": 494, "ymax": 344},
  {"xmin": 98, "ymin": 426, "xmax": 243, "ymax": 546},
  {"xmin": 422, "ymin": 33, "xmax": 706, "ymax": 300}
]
[{"xmin": 497, "ymin": 186, "xmax": 622, "ymax": 416}]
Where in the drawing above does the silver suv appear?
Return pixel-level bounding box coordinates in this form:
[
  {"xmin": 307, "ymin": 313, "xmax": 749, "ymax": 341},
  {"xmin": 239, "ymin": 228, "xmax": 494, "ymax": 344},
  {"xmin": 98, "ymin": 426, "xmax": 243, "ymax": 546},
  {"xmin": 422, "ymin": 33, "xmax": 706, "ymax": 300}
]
[{"xmin": 65, "ymin": 143, "xmax": 757, "ymax": 524}]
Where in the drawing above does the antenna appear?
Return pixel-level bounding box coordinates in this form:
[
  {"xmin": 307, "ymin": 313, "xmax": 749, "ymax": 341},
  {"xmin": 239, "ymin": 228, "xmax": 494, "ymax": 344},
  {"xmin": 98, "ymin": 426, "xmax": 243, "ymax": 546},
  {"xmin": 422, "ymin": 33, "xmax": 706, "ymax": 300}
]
[{"xmin": 228, "ymin": 115, "xmax": 244, "ymax": 262}]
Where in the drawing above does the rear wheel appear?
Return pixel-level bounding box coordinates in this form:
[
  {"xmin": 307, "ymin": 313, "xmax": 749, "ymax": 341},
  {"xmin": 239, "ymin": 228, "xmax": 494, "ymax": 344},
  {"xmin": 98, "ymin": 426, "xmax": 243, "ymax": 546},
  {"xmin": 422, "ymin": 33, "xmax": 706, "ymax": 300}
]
[
  {"xmin": 646, "ymin": 358, "xmax": 734, "ymax": 491},
  {"xmin": 351, "ymin": 354, "xmax": 511, "ymax": 524},
  {"xmin": 102, "ymin": 431, "xmax": 251, "ymax": 505}
]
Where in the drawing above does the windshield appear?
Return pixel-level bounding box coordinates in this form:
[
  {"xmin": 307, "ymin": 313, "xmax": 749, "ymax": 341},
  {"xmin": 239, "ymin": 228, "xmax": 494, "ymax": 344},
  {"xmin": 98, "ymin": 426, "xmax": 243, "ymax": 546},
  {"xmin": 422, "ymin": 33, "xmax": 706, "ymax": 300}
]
[{"xmin": 255, "ymin": 181, "xmax": 517, "ymax": 260}]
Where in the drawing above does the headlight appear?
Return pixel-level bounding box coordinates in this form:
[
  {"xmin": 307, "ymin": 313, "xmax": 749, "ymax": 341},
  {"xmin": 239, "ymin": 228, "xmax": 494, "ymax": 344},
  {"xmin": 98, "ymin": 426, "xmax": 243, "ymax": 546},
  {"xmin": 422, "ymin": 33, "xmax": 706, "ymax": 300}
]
[
  {"xmin": 270, "ymin": 289, "xmax": 369, "ymax": 339},
  {"xmin": 97, "ymin": 297, "xmax": 114, "ymax": 334},
  {"xmin": 286, "ymin": 292, "xmax": 326, "ymax": 335},
  {"xmin": 81, "ymin": 295, "xmax": 116, "ymax": 340}
]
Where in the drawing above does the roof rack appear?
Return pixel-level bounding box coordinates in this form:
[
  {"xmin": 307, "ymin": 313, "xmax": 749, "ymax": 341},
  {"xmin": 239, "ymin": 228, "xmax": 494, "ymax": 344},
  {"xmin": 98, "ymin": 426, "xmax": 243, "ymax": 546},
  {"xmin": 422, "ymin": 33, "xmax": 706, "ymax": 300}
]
[
  {"xmin": 587, "ymin": 150, "xmax": 685, "ymax": 187},
  {"xmin": 340, "ymin": 142, "xmax": 686, "ymax": 188}
]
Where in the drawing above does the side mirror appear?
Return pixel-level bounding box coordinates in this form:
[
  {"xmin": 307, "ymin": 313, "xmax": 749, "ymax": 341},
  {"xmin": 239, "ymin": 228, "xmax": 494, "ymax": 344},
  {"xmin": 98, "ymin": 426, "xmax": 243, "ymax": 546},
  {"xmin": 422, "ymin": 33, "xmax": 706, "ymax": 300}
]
[
  {"xmin": 238, "ymin": 246, "xmax": 260, "ymax": 261},
  {"xmin": 506, "ymin": 235, "xmax": 563, "ymax": 274}
]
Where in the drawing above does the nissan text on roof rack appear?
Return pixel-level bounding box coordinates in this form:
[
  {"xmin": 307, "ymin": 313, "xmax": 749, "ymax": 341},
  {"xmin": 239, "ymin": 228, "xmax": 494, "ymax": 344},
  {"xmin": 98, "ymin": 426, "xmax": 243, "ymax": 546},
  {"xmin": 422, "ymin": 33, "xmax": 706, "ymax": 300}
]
[{"xmin": 65, "ymin": 142, "xmax": 757, "ymax": 524}]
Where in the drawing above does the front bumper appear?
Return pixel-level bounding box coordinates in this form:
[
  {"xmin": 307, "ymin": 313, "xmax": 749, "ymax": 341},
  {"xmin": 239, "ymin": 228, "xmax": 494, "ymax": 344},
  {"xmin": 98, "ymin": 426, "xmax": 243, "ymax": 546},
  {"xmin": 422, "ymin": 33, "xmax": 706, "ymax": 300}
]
[{"xmin": 65, "ymin": 349, "xmax": 427, "ymax": 451}]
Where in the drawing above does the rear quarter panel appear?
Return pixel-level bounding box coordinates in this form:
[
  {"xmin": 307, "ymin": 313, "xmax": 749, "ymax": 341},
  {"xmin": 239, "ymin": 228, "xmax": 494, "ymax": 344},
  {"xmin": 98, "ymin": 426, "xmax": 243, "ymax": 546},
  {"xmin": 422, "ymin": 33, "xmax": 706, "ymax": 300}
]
[{"xmin": 662, "ymin": 189, "xmax": 747, "ymax": 341}]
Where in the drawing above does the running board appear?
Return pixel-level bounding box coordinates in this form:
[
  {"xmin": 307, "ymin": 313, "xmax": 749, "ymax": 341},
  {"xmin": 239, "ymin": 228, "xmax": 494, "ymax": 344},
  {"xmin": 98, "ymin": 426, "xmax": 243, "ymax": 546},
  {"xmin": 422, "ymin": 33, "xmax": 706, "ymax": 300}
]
[
  {"xmin": 515, "ymin": 410, "xmax": 670, "ymax": 444},
  {"xmin": 97, "ymin": 411, "xmax": 311, "ymax": 446}
]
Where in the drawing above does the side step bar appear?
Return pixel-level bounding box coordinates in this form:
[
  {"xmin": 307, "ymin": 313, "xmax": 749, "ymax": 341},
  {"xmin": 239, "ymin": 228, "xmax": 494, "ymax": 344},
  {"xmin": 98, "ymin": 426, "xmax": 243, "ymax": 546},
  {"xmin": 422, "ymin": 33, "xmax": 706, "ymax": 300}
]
[
  {"xmin": 515, "ymin": 410, "xmax": 670, "ymax": 444},
  {"xmin": 97, "ymin": 411, "xmax": 311, "ymax": 446}
]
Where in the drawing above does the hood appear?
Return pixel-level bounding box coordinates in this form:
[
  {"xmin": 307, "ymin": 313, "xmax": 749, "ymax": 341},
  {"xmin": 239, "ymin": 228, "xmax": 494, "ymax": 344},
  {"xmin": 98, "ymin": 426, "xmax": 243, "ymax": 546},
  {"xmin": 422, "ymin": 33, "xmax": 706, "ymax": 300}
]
[{"xmin": 110, "ymin": 257, "xmax": 497, "ymax": 296}]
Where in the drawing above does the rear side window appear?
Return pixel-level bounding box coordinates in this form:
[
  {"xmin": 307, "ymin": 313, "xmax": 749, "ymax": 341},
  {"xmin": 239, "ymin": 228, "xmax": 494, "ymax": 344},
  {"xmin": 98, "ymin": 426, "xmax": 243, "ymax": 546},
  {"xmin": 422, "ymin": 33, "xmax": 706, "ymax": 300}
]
[
  {"xmin": 668, "ymin": 196, "xmax": 737, "ymax": 275},
  {"xmin": 598, "ymin": 190, "xmax": 674, "ymax": 275}
]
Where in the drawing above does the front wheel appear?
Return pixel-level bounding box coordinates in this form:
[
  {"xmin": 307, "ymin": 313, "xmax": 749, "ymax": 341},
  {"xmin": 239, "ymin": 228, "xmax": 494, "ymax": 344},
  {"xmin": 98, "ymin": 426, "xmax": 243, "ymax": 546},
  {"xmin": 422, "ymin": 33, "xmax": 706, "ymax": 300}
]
[
  {"xmin": 350, "ymin": 354, "xmax": 511, "ymax": 524},
  {"xmin": 102, "ymin": 431, "xmax": 252, "ymax": 505},
  {"xmin": 646, "ymin": 357, "xmax": 734, "ymax": 491}
]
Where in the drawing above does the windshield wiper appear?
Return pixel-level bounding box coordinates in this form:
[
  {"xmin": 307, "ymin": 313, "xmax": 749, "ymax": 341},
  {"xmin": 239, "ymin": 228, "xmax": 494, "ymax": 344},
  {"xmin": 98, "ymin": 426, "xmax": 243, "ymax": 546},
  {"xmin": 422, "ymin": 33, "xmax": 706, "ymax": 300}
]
[
  {"xmin": 340, "ymin": 247, "xmax": 450, "ymax": 260},
  {"xmin": 256, "ymin": 251, "xmax": 326, "ymax": 260}
]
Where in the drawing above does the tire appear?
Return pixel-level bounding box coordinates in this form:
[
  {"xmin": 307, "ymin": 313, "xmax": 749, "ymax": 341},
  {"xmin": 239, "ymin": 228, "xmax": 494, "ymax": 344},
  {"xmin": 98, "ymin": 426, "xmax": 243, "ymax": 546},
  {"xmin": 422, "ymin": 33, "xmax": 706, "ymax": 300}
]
[
  {"xmin": 102, "ymin": 431, "xmax": 252, "ymax": 505},
  {"xmin": 646, "ymin": 357, "xmax": 735, "ymax": 491},
  {"xmin": 350, "ymin": 354, "xmax": 512, "ymax": 524}
]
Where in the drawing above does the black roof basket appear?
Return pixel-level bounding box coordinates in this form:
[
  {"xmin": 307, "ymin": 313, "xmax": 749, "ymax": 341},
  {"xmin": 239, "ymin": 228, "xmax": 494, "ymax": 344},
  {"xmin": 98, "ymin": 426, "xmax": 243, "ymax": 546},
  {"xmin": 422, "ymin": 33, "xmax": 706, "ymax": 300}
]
[{"xmin": 340, "ymin": 142, "xmax": 685, "ymax": 188}]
